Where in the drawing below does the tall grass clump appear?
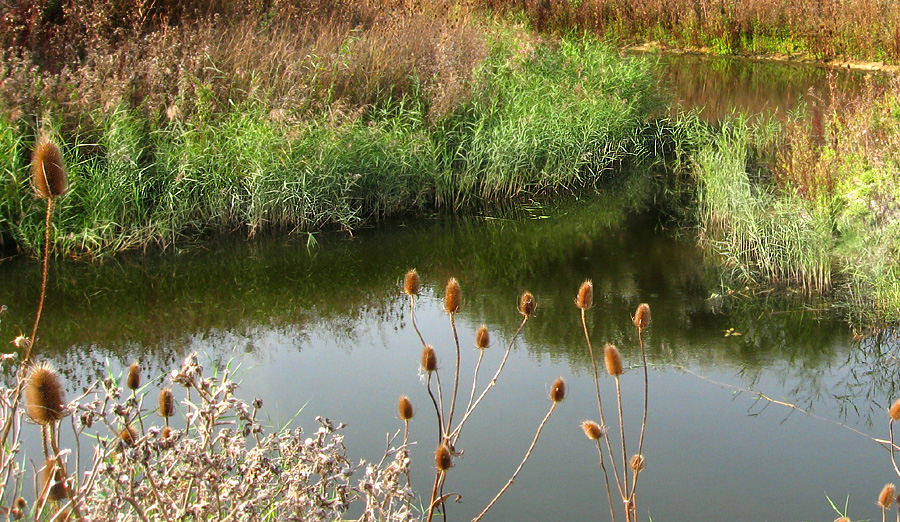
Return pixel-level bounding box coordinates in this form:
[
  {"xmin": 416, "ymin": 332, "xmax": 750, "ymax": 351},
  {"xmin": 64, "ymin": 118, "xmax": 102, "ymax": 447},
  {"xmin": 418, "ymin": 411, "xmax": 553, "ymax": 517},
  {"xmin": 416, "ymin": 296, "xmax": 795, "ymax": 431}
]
[
  {"xmin": 433, "ymin": 35, "xmax": 662, "ymax": 207},
  {"xmin": 0, "ymin": 0, "xmax": 662, "ymax": 258},
  {"xmin": 692, "ymin": 116, "xmax": 834, "ymax": 295}
]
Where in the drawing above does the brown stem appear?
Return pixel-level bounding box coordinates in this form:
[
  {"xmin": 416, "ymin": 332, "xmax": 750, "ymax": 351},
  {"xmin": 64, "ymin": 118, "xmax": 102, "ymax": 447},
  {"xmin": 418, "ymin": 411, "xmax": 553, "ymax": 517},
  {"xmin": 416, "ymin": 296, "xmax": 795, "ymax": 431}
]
[
  {"xmin": 595, "ymin": 439, "xmax": 618, "ymax": 522},
  {"xmin": 425, "ymin": 469, "xmax": 445, "ymax": 522},
  {"xmin": 614, "ymin": 375, "xmax": 629, "ymax": 507},
  {"xmin": 472, "ymin": 402, "xmax": 558, "ymax": 522},
  {"xmin": 449, "ymin": 316, "xmax": 528, "ymax": 442},
  {"xmin": 29, "ymin": 197, "xmax": 55, "ymax": 362},
  {"xmin": 446, "ymin": 312, "xmax": 461, "ymax": 435},
  {"xmin": 580, "ymin": 310, "xmax": 625, "ymax": 502},
  {"xmin": 629, "ymin": 326, "xmax": 649, "ymax": 506},
  {"xmin": 426, "ymin": 374, "xmax": 444, "ymax": 444}
]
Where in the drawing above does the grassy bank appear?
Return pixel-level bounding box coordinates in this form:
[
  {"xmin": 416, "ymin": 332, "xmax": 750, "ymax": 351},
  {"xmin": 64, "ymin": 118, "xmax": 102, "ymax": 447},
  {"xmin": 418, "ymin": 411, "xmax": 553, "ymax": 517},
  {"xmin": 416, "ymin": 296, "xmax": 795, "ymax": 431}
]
[
  {"xmin": 481, "ymin": 0, "xmax": 900, "ymax": 64},
  {"xmin": 0, "ymin": 1, "xmax": 660, "ymax": 258},
  {"xmin": 676, "ymin": 76, "xmax": 900, "ymax": 327}
]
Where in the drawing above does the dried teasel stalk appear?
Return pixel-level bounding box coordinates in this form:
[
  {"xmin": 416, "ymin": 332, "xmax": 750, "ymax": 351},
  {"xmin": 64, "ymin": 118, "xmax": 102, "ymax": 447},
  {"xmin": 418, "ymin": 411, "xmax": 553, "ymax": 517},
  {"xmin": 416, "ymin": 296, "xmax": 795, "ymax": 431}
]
[
  {"xmin": 576, "ymin": 279, "xmax": 593, "ymax": 310},
  {"xmin": 398, "ymin": 395, "xmax": 414, "ymax": 421},
  {"xmin": 403, "ymin": 269, "xmax": 420, "ymax": 296},
  {"xmin": 127, "ymin": 362, "xmax": 141, "ymax": 391},
  {"xmin": 26, "ymin": 362, "xmax": 65, "ymax": 425},
  {"xmin": 444, "ymin": 278, "xmax": 461, "ymax": 313},
  {"xmin": 31, "ymin": 138, "xmax": 68, "ymax": 199}
]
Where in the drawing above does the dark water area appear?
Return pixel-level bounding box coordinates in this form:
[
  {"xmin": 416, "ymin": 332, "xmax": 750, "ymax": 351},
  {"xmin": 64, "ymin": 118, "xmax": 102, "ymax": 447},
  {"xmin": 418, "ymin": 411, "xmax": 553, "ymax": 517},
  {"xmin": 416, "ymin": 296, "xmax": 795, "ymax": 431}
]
[
  {"xmin": 652, "ymin": 52, "xmax": 885, "ymax": 121},
  {"xmin": 1, "ymin": 171, "xmax": 897, "ymax": 521},
  {"xmin": 2, "ymin": 57, "xmax": 899, "ymax": 521}
]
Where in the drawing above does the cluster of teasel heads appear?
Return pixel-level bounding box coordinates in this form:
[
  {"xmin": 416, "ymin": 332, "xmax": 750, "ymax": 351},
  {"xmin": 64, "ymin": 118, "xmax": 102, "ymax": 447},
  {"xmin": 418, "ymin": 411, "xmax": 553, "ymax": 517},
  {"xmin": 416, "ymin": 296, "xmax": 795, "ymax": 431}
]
[
  {"xmin": 577, "ymin": 280, "xmax": 651, "ymax": 522},
  {"xmin": 400, "ymin": 269, "xmax": 565, "ymax": 522}
]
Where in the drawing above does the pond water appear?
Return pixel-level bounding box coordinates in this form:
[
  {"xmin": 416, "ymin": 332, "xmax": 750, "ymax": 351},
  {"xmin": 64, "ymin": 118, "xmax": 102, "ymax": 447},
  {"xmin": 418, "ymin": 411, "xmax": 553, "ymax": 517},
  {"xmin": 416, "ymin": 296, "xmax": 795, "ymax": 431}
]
[{"xmin": 1, "ymin": 57, "xmax": 898, "ymax": 521}]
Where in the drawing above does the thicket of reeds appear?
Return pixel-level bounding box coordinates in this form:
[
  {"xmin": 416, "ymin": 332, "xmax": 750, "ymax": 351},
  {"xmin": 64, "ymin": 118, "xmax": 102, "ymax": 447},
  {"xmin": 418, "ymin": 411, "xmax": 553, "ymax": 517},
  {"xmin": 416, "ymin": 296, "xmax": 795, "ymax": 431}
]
[
  {"xmin": 479, "ymin": 0, "xmax": 900, "ymax": 63},
  {"xmin": 0, "ymin": 0, "xmax": 661, "ymax": 258},
  {"xmin": 678, "ymin": 72, "xmax": 900, "ymax": 326}
]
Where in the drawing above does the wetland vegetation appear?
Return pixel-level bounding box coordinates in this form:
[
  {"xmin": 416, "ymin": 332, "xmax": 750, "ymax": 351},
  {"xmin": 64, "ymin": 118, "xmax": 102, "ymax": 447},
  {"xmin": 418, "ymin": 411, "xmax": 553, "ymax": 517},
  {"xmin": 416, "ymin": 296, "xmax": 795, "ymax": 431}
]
[{"xmin": 3, "ymin": 0, "xmax": 900, "ymax": 520}]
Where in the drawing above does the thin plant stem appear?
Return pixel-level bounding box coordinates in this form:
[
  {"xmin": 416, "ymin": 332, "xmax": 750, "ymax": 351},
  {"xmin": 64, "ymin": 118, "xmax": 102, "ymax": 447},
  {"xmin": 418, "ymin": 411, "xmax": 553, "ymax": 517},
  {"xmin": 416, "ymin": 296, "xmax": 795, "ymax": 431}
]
[
  {"xmin": 425, "ymin": 470, "xmax": 445, "ymax": 522},
  {"xmin": 471, "ymin": 401, "xmax": 558, "ymax": 522},
  {"xmin": 459, "ymin": 348, "xmax": 486, "ymax": 444},
  {"xmin": 446, "ymin": 312, "xmax": 461, "ymax": 436},
  {"xmin": 580, "ymin": 310, "xmax": 625, "ymax": 502},
  {"xmin": 408, "ymin": 294, "xmax": 426, "ymax": 347},
  {"xmin": 435, "ymin": 370, "xmax": 446, "ymax": 439},
  {"xmin": 426, "ymin": 374, "xmax": 444, "ymax": 444},
  {"xmin": 614, "ymin": 374, "xmax": 629, "ymax": 510},
  {"xmin": 449, "ymin": 316, "xmax": 528, "ymax": 442},
  {"xmin": 594, "ymin": 439, "xmax": 617, "ymax": 522},
  {"xmin": 891, "ymin": 420, "xmax": 900, "ymax": 478},
  {"xmin": 629, "ymin": 326, "xmax": 649, "ymax": 504},
  {"xmin": 28, "ymin": 197, "xmax": 55, "ymax": 362}
]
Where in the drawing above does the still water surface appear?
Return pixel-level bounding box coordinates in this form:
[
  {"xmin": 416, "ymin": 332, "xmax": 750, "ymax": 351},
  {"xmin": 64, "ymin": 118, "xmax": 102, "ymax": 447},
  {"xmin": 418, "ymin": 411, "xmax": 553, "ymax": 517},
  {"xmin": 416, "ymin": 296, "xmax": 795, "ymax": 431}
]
[{"xmin": 0, "ymin": 58, "xmax": 897, "ymax": 521}]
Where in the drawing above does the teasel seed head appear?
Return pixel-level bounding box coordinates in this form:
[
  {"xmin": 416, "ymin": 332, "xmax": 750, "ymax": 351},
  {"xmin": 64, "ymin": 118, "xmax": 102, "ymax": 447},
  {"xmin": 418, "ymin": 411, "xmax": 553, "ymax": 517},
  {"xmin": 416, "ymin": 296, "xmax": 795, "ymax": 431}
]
[
  {"xmin": 40, "ymin": 458, "xmax": 68, "ymax": 502},
  {"xmin": 581, "ymin": 420, "xmax": 604, "ymax": 440},
  {"xmin": 435, "ymin": 444, "xmax": 453, "ymax": 471},
  {"xmin": 26, "ymin": 361, "xmax": 66, "ymax": 425},
  {"xmin": 120, "ymin": 425, "xmax": 138, "ymax": 447},
  {"xmin": 833, "ymin": 518, "xmax": 850, "ymax": 522},
  {"xmin": 398, "ymin": 395, "xmax": 414, "ymax": 421},
  {"xmin": 161, "ymin": 426, "xmax": 172, "ymax": 439},
  {"xmin": 633, "ymin": 303, "xmax": 651, "ymax": 330},
  {"xmin": 403, "ymin": 269, "xmax": 420, "ymax": 296},
  {"xmin": 604, "ymin": 344, "xmax": 624, "ymax": 376},
  {"xmin": 31, "ymin": 138, "xmax": 68, "ymax": 199},
  {"xmin": 475, "ymin": 325, "xmax": 489, "ymax": 349},
  {"xmin": 421, "ymin": 345, "xmax": 437, "ymax": 373},
  {"xmin": 890, "ymin": 398, "xmax": 900, "ymax": 421},
  {"xmin": 14, "ymin": 497, "xmax": 25, "ymax": 511},
  {"xmin": 550, "ymin": 377, "xmax": 566, "ymax": 403},
  {"xmin": 127, "ymin": 362, "xmax": 141, "ymax": 391},
  {"xmin": 879, "ymin": 483, "xmax": 896, "ymax": 509},
  {"xmin": 444, "ymin": 277, "xmax": 461, "ymax": 313},
  {"xmin": 576, "ymin": 280, "xmax": 593, "ymax": 310},
  {"xmin": 519, "ymin": 291, "xmax": 536, "ymax": 317},
  {"xmin": 630, "ymin": 454, "xmax": 645, "ymax": 472},
  {"xmin": 159, "ymin": 387, "xmax": 175, "ymax": 418}
]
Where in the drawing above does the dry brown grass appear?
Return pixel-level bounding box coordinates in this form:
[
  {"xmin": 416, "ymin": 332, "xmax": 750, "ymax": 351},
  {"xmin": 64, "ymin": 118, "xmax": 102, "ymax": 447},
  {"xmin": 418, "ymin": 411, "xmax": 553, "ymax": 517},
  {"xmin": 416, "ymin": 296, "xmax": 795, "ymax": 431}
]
[{"xmin": 0, "ymin": 0, "xmax": 487, "ymax": 132}]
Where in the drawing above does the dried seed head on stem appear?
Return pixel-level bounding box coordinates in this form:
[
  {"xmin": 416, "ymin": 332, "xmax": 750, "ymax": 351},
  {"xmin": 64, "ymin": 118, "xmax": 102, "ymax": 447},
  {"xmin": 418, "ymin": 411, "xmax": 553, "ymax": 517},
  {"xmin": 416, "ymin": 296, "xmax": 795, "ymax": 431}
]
[
  {"xmin": 26, "ymin": 362, "xmax": 65, "ymax": 425},
  {"xmin": 403, "ymin": 269, "xmax": 420, "ymax": 296},
  {"xmin": 127, "ymin": 362, "xmax": 141, "ymax": 391},
  {"xmin": 435, "ymin": 444, "xmax": 453, "ymax": 471},
  {"xmin": 581, "ymin": 420, "xmax": 605, "ymax": 441},
  {"xmin": 398, "ymin": 395, "xmax": 414, "ymax": 421},
  {"xmin": 633, "ymin": 303, "xmax": 651, "ymax": 330},
  {"xmin": 159, "ymin": 388, "xmax": 175, "ymax": 418},
  {"xmin": 604, "ymin": 344, "xmax": 624, "ymax": 376},
  {"xmin": 551, "ymin": 377, "xmax": 566, "ymax": 403},
  {"xmin": 519, "ymin": 291, "xmax": 536, "ymax": 317},
  {"xmin": 576, "ymin": 279, "xmax": 593, "ymax": 310},
  {"xmin": 890, "ymin": 398, "xmax": 900, "ymax": 422},
  {"xmin": 31, "ymin": 138, "xmax": 69, "ymax": 199},
  {"xmin": 444, "ymin": 277, "xmax": 461, "ymax": 313},
  {"xmin": 421, "ymin": 346, "xmax": 437, "ymax": 373},
  {"xmin": 475, "ymin": 325, "xmax": 490, "ymax": 349},
  {"xmin": 879, "ymin": 483, "xmax": 896, "ymax": 509}
]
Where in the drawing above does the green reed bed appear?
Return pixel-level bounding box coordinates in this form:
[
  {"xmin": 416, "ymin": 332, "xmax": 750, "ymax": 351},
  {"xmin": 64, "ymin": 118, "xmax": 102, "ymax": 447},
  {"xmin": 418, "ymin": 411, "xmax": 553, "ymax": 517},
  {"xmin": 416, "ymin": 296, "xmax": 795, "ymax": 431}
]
[
  {"xmin": 0, "ymin": 32, "xmax": 659, "ymax": 258},
  {"xmin": 679, "ymin": 75, "xmax": 900, "ymax": 326}
]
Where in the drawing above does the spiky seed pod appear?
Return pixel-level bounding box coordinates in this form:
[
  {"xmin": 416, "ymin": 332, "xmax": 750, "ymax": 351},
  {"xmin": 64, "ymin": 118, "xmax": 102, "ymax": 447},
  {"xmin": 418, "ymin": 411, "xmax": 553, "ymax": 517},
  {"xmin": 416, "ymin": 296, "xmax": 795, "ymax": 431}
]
[
  {"xmin": 630, "ymin": 454, "xmax": 645, "ymax": 472},
  {"xmin": 159, "ymin": 388, "xmax": 174, "ymax": 418},
  {"xmin": 576, "ymin": 280, "xmax": 593, "ymax": 310},
  {"xmin": 633, "ymin": 303, "xmax": 651, "ymax": 330},
  {"xmin": 604, "ymin": 344, "xmax": 624, "ymax": 376},
  {"xmin": 519, "ymin": 291, "xmax": 535, "ymax": 317},
  {"xmin": 475, "ymin": 325, "xmax": 489, "ymax": 349},
  {"xmin": 550, "ymin": 377, "xmax": 566, "ymax": 403},
  {"xmin": 581, "ymin": 420, "xmax": 604, "ymax": 440},
  {"xmin": 40, "ymin": 458, "xmax": 68, "ymax": 502},
  {"xmin": 403, "ymin": 269, "xmax": 420, "ymax": 296},
  {"xmin": 26, "ymin": 362, "xmax": 65, "ymax": 425},
  {"xmin": 398, "ymin": 395, "xmax": 414, "ymax": 421},
  {"xmin": 120, "ymin": 425, "xmax": 138, "ymax": 447},
  {"xmin": 444, "ymin": 278, "xmax": 461, "ymax": 313},
  {"xmin": 127, "ymin": 362, "xmax": 141, "ymax": 391},
  {"xmin": 879, "ymin": 483, "xmax": 896, "ymax": 509},
  {"xmin": 14, "ymin": 497, "xmax": 25, "ymax": 511},
  {"xmin": 161, "ymin": 426, "xmax": 172, "ymax": 439},
  {"xmin": 890, "ymin": 398, "xmax": 900, "ymax": 421},
  {"xmin": 435, "ymin": 444, "xmax": 453, "ymax": 471},
  {"xmin": 31, "ymin": 139, "xmax": 68, "ymax": 199},
  {"xmin": 421, "ymin": 345, "xmax": 437, "ymax": 373}
]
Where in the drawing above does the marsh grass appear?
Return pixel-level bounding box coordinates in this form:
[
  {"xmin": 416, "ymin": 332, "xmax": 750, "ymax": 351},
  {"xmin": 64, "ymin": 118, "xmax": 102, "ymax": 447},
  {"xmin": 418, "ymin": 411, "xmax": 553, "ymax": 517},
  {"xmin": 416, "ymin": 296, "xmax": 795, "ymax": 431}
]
[{"xmin": 0, "ymin": 26, "xmax": 660, "ymax": 258}]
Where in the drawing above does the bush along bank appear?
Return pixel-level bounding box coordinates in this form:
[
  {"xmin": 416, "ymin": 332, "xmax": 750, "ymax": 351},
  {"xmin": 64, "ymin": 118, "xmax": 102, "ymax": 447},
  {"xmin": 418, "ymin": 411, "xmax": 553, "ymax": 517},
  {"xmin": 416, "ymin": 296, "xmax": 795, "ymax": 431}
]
[
  {"xmin": 0, "ymin": 6, "xmax": 662, "ymax": 259},
  {"xmin": 674, "ymin": 76, "xmax": 900, "ymax": 328}
]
